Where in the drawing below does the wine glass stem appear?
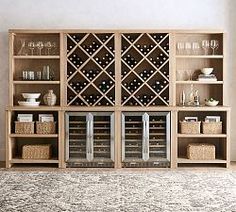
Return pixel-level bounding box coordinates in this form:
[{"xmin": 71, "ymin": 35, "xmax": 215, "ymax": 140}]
[
  {"xmin": 212, "ymin": 48, "xmax": 215, "ymax": 55},
  {"xmin": 39, "ymin": 49, "xmax": 41, "ymax": 55},
  {"xmin": 31, "ymin": 49, "xmax": 33, "ymax": 55}
]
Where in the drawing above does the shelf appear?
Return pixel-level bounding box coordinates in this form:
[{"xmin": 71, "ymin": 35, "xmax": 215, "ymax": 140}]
[
  {"xmin": 176, "ymin": 106, "xmax": 230, "ymax": 111},
  {"xmin": 7, "ymin": 106, "xmax": 61, "ymax": 111},
  {"xmin": 177, "ymin": 157, "xmax": 227, "ymax": 164},
  {"xmin": 177, "ymin": 134, "xmax": 227, "ymax": 138},
  {"xmin": 10, "ymin": 158, "xmax": 59, "ymax": 164},
  {"xmin": 13, "ymin": 55, "xmax": 60, "ymax": 59},
  {"xmin": 176, "ymin": 81, "xmax": 223, "ymax": 85},
  {"xmin": 10, "ymin": 134, "xmax": 58, "ymax": 138},
  {"xmin": 175, "ymin": 55, "xmax": 224, "ymax": 59},
  {"xmin": 13, "ymin": 81, "xmax": 60, "ymax": 84}
]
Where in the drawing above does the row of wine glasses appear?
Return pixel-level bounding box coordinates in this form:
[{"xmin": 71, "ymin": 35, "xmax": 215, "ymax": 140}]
[
  {"xmin": 27, "ymin": 41, "xmax": 57, "ymax": 55},
  {"xmin": 176, "ymin": 40, "xmax": 219, "ymax": 55},
  {"xmin": 17, "ymin": 39, "xmax": 58, "ymax": 56}
]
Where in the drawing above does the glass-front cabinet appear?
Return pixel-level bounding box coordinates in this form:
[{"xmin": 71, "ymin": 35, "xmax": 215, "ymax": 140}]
[
  {"xmin": 65, "ymin": 112, "xmax": 114, "ymax": 168},
  {"xmin": 122, "ymin": 112, "xmax": 171, "ymax": 168}
]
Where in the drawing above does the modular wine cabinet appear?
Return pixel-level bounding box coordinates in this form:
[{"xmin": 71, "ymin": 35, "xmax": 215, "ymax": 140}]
[
  {"xmin": 7, "ymin": 29, "xmax": 230, "ymax": 169},
  {"xmin": 121, "ymin": 112, "xmax": 171, "ymax": 168},
  {"xmin": 65, "ymin": 112, "xmax": 115, "ymax": 168}
]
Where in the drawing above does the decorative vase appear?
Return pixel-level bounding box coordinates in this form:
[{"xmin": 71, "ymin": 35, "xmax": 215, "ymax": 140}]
[{"xmin": 43, "ymin": 90, "xmax": 57, "ymax": 106}]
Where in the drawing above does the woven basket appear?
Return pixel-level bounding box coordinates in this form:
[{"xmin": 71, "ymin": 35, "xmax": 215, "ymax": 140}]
[
  {"xmin": 180, "ymin": 121, "xmax": 201, "ymax": 134},
  {"xmin": 36, "ymin": 122, "xmax": 56, "ymax": 134},
  {"xmin": 15, "ymin": 122, "xmax": 34, "ymax": 134},
  {"xmin": 187, "ymin": 143, "xmax": 215, "ymax": 160},
  {"xmin": 22, "ymin": 144, "xmax": 52, "ymax": 159},
  {"xmin": 202, "ymin": 122, "xmax": 222, "ymax": 134}
]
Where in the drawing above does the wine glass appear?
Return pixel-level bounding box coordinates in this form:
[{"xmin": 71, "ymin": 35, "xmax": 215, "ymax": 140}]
[
  {"xmin": 44, "ymin": 41, "xmax": 52, "ymax": 55},
  {"xmin": 192, "ymin": 42, "xmax": 200, "ymax": 55},
  {"xmin": 185, "ymin": 42, "xmax": 192, "ymax": 55},
  {"xmin": 202, "ymin": 40, "xmax": 210, "ymax": 55},
  {"xmin": 176, "ymin": 42, "xmax": 185, "ymax": 55},
  {"xmin": 36, "ymin": 41, "xmax": 44, "ymax": 55},
  {"xmin": 28, "ymin": 41, "xmax": 35, "ymax": 55},
  {"xmin": 51, "ymin": 42, "xmax": 57, "ymax": 55},
  {"xmin": 210, "ymin": 40, "xmax": 219, "ymax": 55}
]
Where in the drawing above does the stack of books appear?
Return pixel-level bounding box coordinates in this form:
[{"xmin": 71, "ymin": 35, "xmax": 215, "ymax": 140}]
[
  {"xmin": 17, "ymin": 114, "xmax": 33, "ymax": 122},
  {"xmin": 197, "ymin": 74, "xmax": 217, "ymax": 81}
]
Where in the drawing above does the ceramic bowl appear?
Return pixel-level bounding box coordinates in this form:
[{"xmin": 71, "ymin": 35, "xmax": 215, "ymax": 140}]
[
  {"xmin": 201, "ymin": 68, "xmax": 214, "ymax": 75},
  {"xmin": 22, "ymin": 93, "xmax": 41, "ymax": 99},
  {"xmin": 205, "ymin": 100, "xmax": 219, "ymax": 107}
]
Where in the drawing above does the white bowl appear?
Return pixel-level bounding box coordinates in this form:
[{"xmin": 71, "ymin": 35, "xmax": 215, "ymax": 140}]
[
  {"xmin": 22, "ymin": 93, "xmax": 41, "ymax": 99},
  {"xmin": 205, "ymin": 100, "xmax": 219, "ymax": 107},
  {"xmin": 18, "ymin": 101, "xmax": 40, "ymax": 106},
  {"xmin": 201, "ymin": 68, "xmax": 214, "ymax": 75}
]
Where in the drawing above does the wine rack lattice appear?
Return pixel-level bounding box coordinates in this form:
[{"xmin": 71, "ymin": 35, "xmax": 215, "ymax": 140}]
[
  {"xmin": 66, "ymin": 33, "xmax": 115, "ymax": 106},
  {"xmin": 121, "ymin": 33, "xmax": 170, "ymax": 106}
]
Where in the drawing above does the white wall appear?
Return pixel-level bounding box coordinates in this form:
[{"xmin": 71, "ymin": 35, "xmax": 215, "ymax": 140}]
[{"xmin": 0, "ymin": 0, "xmax": 235, "ymax": 161}]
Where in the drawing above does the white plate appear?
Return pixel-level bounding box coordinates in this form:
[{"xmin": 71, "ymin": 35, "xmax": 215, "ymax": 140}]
[{"xmin": 18, "ymin": 101, "xmax": 40, "ymax": 106}]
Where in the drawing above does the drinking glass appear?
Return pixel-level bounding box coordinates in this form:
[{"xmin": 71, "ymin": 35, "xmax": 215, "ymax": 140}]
[
  {"xmin": 210, "ymin": 40, "xmax": 219, "ymax": 55},
  {"xmin": 28, "ymin": 41, "xmax": 35, "ymax": 55},
  {"xmin": 185, "ymin": 42, "xmax": 192, "ymax": 55},
  {"xmin": 36, "ymin": 41, "xmax": 44, "ymax": 55},
  {"xmin": 51, "ymin": 42, "xmax": 57, "ymax": 55},
  {"xmin": 176, "ymin": 42, "xmax": 185, "ymax": 55},
  {"xmin": 192, "ymin": 42, "xmax": 200, "ymax": 55},
  {"xmin": 186, "ymin": 70, "xmax": 193, "ymax": 81},
  {"xmin": 44, "ymin": 41, "xmax": 52, "ymax": 55},
  {"xmin": 202, "ymin": 40, "xmax": 210, "ymax": 55}
]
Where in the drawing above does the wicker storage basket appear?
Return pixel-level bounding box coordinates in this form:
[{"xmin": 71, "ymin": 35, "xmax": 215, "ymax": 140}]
[
  {"xmin": 187, "ymin": 143, "xmax": 215, "ymax": 160},
  {"xmin": 180, "ymin": 121, "xmax": 201, "ymax": 134},
  {"xmin": 36, "ymin": 122, "xmax": 56, "ymax": 134},
  {"xmin": 22, "ymin": 144, "xmax": 52, "ymax": 159},
  {"xmin": 202, "ymin": 122, "xmax": 222, "ymax": 134},
  {"xmin": 15, "ymin": 121, "xmax": 34, "ymax": 134}
]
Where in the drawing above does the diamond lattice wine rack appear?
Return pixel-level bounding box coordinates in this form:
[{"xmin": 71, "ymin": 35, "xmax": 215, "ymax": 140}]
[
  {"xmin": 121, "ymin": 33, "xmax": 170, "ymax": 106},
  {"xmin": 66, "ymin": 33, "xmax": 115, "ymax": 106}
]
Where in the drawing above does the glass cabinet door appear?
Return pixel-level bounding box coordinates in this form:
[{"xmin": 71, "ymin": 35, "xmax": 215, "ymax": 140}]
[
  {"xmin": 65, "ymin": 112, "xmax": 114, "ymax": 168},
  {"xmin": 122, "ymin": 112, "xmax": 170, "ymax": 168}
]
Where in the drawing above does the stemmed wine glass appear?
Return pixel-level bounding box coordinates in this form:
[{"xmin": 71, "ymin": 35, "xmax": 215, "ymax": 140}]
[
  {"xmin": 210, "ymin": 40, "xmax": 219, "ymax": 55},
  {"xmin": 192, "ymin": 42, "xmax": 200, "ymax": 55},
  {"xmin": 51, "ymin": 42, "xmax": 57, "ymax": 55},
  {"xmin": 44, "ymin": 41, "xmax": 52, "ymax": 55},
  {"xmin": 185, "ymin": 42, "xmax": 192, "ymax": 55},
  {"xmin": 28, "ymin": 41, "xmax": 35, "ymax": 55},
  {"xmin": 176, "ymin": 42, "xmax": 185, "ymax": 55},
  {"xmin": 36, "ymin": 41, "xmax": 44, "ymax": 55},
  {"xmin": 202, "ymin": 40, "xmax": 210, "ymax": 55}
]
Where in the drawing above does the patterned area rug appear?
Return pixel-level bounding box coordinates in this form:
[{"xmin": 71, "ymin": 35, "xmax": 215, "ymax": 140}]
[{"xmin": 0, "ymin": 170, "xmax": 236, "ymax": 212}]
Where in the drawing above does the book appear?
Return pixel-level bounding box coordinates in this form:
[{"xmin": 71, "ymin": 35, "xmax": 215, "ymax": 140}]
[{"xmin": 38, "ymin": 114, "xmax": 54, "ymax": 122}]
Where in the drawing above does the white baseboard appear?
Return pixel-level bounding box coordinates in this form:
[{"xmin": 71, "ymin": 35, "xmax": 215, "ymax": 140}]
[{"xmin": 0, "ymin": 148, "xmax": 5, "ymax": 161}]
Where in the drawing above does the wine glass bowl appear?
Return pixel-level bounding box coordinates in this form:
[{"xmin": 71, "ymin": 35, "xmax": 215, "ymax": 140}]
[
  {"xmin": 28, "ymin": 41, "xmax": 35, "ymax": 55},
  {"xmin": 36, "ymin": 41, "xmax": 44, "ymax": 55},
  {"xmin": 210, "ymin": 40, "xmax": 219, "ymax": 55},
  {"xmin": 44, "ymin": 41, "xmax": 52, "ymax": 55},
  {"xmin": 202, "ymin": 40, "xmax": 210, "ymax": 55}
]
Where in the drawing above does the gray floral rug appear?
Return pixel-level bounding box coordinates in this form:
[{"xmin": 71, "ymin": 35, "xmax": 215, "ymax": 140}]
[{"xmin": 0, "ymin": 170, "xmax": 236, "ymax": 212}]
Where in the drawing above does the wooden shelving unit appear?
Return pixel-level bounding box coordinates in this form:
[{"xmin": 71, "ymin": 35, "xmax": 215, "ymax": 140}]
[{"xmin": 6, "ymin": 29, "xmax": 230, "ymax": 169}]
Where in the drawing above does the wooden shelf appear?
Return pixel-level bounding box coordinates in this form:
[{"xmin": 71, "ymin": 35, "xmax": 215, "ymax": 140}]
[
  {"xmin": 177, "ymin": 134, "xmax": 227, "ymax": 138},
  {"xmin": 176, "ymin": 81, "xmax": 223, "ymax": 84},
  {"xmin": 13, "ymin": 81, "xmax": 60, "ymax": 84},
  {"xmin": 7, "ymin": 106, "xmax": 61, "ymax": 111},
  {"xmin": 175, "ymin": 55, "xmax": 224, "ymax": 59},
  {"xmin": 10, "ymin": 134, "xmax": 58, "ymax": 138},
  {"xmin": 177, "ymin": 157, "xmax": 227, "ymax": 164},
  {"xmin": 13, "ymin": 55, "xmax": 60, "ymax": 59},
  {"xmin": 10, "ymin": 158, "xmax": 59, "ymax": 164}
]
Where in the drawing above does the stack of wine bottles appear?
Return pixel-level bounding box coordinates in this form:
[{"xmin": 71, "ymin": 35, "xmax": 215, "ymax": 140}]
[
  {"xmin": 151, "ymin": 33, "xmax": 167, "ymax": 43},
  {"xmin": 135, "ymin": 44, "xmax": 154, "ymax": 55},
  {"xmin": 81, "ymin": 69, "xmax": 100, "ymax": 81},
  {"xmin": 139, "ymin": 69, "xmax": 155, "ymax": 81},
  {"xmin": 71, "ymin": 34, "xmax": 82, "ymax": 43},
  {"xmin": 98, "ymin": 80, "xmax": 114, "ymax": 93},
  {"xmin": 123, "ymin": 54, "xmax": 138, "ymax": 68},
  {"xmin": 82, "ymin": 41, "xmax": 101, "ymax": 55},
  {"xmin": 99, "ymin": 35, "xmax": 110, "ymax": 43},
  {"xmin": 123, "ymin": 79, "xmax": 141, "ymax": 94},
  {"xmin": 151, "ymin": 80, "xmax": 168, "ymax": 93},
  {"xmin": 94, "ymin": 53, "xmax": 113, "ymax": 68},
  {"xmin": 69, "ymin": 81, "xmax": 88, "ymax": 93},
  {"xmin": 68, "ymin": 53, "xmax": 84, "ymax": 68},
  {"xmin": 136, "ymin": 95, "xmax": 155, "ymax": 106},
  {"xmin": 148, "ymin": 53, "xmax": 168, "ymax": 68}
]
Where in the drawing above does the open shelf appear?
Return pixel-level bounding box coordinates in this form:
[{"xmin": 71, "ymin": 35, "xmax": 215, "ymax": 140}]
[
  {"xmin": 10, "ymin": 134, "xmax": 59, "ymax": 138},
  {"xmin": 176, "ymin": 81, "xmax": 223, "ymax": 84},
  {"xmin": 177, "ymin": 134, "xmax": 227, "ymax": 138},
  {"xmin": 176, "ymin": 55, "xmax": 223, "ymax": 59},
  {"xmin": 10, "ymin": 158, "xmax": 59, "ymax": 164},
  {"xmin": 177, "ymin": 157, "xmax": 227, "ymax": 164},
  {"xmin": 13, "ymin": 56, "xmax": 60, "ymax": 59}
]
